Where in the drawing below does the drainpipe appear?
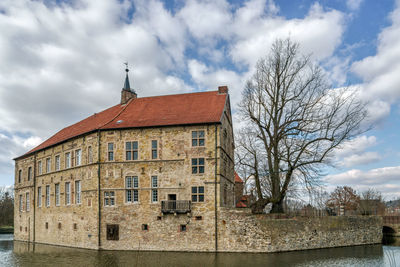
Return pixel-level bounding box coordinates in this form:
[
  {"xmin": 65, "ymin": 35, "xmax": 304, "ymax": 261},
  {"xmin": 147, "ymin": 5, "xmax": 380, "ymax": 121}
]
[
  {"xmin": 97, "ymin": 130, "xmax": 102, "ymax": 249},
  {"xmin": 214, "ymin": 124, "xmax": 218, "ymax": 252},
  {"xmin": 33, "ymin": 154, "xmax": 37, "ymax": 244}
]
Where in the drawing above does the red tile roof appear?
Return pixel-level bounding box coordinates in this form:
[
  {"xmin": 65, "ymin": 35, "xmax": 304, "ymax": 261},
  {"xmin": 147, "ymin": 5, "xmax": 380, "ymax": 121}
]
[
  {"xmin": 19, "ymin": 91, "xmax": 227, "ymax": 158},
  {"xmin": 234, "ymin": 172, "xmax": 243, "ymax": 183}
]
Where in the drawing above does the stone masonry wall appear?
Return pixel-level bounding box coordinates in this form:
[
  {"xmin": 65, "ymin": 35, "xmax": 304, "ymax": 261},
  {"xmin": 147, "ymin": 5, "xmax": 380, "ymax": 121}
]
[{"xmin": 218, "ymin": 208, "xmax": 383, "ymax": 253}]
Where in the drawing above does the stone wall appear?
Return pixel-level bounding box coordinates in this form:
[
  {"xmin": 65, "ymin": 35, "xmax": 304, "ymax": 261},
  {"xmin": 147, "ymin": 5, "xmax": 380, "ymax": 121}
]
[{"xmin": 218, "ymin": 208, "xmax": 383, "ymax": 253}]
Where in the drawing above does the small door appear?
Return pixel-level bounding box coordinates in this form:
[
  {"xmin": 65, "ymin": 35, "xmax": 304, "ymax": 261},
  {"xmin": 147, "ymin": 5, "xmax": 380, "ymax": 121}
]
[{"xmin": 168, "ymin": 194, "xmax": 177, "ymax": 201}]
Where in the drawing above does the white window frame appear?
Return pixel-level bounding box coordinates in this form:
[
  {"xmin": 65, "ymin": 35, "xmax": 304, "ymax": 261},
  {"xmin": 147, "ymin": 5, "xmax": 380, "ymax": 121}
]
[
  {"xmin": 75, "ymin": 149, "xmax": 82, "ymax": 166},
  {"xmin": 125, "ymin": 141, "xmax": 138, "ymax": 161},
  {"xmin": 88, "ymin": 146, "xmax": 93, "ymax": 164},
  {"xmin": 38, "ymin": 161, "xmax": 42, "ymax": 175},
  {"xmin": 65, "ymin": 152, "xmax": 71, "ymax": 168},
  {"xmin": 38, "ymin": 187, "xmax": 42, "ymax": 207},
  {"xmin": 192, "ymin": 130, "xmax": 205, "ymax": 147},
  {"xmin": 46, "ymin": 158, "xmax": 51, "ymax": 173},
  {"xmin": 151, "ymin": 140, "xmax": 158, "ymax": 159},
  {"xmin": 65, "ymin": 182, "xmax": 71, "ymax": 205},
  {"xmin": 46, "ymin": 185, "xmax": 50, "ymax": 207},
  {"xmin": 75, "ymin": 180, "xmax": 81, "ymax": 204},
  {"xmin": 107, "ymin": 143, "xmax": 114, "ymax": 161},
  {"xmin": 19, "ymin": 194, "xmax": 23, "ymax": 212},
  {"xmin": 104, "ymin": 191, "xmax": 115, "ymax": 206},
  {"xmin": 125, "ymin": 176, "xmax": 139, "ymax": 203},
  {"xmin": 55, "ymin": 183, "xmax": 60, "ymax": 206},
  {"xmin": 55, "ymin": 155, "xmax": 60, "ymax": 171},
  {"xmin": 26, "ymin": 192, "xmax": 30, "ymax": 211},
  {"xmin": 151, "ymin": 176, "xmax": 158, "ymax": 203}
]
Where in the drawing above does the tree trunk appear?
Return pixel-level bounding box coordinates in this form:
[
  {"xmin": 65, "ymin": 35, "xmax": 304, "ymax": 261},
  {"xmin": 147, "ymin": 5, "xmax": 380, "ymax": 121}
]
[
  {"xmin": 270, "ymin": 198, "xmax": 284, "ymax": 213},
  {"xmin": 251, "ymin": 198, "xmax": 270, "ymax": 214}
]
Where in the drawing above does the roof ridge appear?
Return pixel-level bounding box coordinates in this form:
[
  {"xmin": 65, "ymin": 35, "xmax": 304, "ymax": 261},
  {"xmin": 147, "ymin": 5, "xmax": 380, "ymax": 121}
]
[{"xmin": 135, "ymin": 90, "xmax": 218, "ymax": 100}]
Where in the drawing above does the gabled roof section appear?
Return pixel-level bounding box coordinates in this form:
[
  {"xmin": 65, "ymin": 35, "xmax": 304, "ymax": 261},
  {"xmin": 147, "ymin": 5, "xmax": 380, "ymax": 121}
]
[
  {"xmin": 235, "ymin": 172, "xmax": 243, "ymax": 183},
  {"xmin": 18, "ymin": 90, "xmax": 227, "ymax": 159}
]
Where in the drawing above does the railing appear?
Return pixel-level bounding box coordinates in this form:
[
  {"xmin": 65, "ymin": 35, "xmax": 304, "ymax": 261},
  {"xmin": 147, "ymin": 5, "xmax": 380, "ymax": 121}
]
[{"xmin": 161, "ymin": 200, "xmax": 191, "ymax": 214}]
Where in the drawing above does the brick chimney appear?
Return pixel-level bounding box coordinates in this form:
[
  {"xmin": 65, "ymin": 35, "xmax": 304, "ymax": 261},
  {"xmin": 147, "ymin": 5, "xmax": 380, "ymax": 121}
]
[{"xmin": 218, "ymin": 86, "xmax": 228, "ymax": 94}]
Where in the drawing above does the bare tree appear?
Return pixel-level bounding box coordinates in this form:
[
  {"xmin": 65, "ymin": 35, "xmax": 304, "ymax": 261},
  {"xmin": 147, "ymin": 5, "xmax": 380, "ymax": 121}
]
[
  {"xmin": 358, "ymin": 188, "xmax": 385, "ymax": 215},
  {"xmin": 238, "ymin": 38, "xmax": 368, "ymax": 213},
  {"xmin": 326, "ymin": 186, "xmax": 360, "ymax": 215}
]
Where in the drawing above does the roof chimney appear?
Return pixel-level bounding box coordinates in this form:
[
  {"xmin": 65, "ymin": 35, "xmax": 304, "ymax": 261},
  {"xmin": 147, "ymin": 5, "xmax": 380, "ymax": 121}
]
[
  {"xmin": 121, "ymin": 63, "xmax": 137, "ymax": 105},
  {"xmin": 218, "ymin": 86, "xmax": 228, "ymax": 94}
]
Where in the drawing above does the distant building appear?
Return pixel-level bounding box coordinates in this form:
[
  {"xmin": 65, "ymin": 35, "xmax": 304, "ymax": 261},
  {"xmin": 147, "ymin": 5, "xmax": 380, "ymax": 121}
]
[{"xmin": 14, "ymin": 68, "xmax": 235, "ymax": 251}]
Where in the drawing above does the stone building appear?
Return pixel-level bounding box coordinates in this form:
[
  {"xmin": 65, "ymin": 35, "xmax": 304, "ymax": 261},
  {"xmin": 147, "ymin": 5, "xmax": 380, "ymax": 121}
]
[{"xmin": 14, "ymin": 69, "xmax": 235, "ymax": 251}]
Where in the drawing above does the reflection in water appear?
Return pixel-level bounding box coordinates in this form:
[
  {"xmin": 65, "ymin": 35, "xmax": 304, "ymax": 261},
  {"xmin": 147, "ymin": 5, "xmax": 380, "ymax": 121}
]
[{"xmin": 1, "ymin": 234, "xmax": 400, "ymax": 267}]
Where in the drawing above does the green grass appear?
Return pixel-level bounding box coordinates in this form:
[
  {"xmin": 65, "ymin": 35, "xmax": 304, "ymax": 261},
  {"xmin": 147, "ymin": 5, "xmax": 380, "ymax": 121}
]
[{"xmin": 0, "ymin": 225, "xmax": 14, "ymax": 234}]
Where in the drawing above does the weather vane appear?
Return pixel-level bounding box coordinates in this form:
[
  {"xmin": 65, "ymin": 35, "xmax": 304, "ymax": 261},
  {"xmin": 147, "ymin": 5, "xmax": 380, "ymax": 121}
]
[{"xmin": 124, "ymin": 62, "xmax": 129, "ymax": 73}]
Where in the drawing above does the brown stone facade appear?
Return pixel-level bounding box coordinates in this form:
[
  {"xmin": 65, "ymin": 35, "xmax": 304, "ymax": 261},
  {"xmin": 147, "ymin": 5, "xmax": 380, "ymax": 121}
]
[{"xmin": 14, "ymin": 105, "xmax": 235, "ymax": 251}]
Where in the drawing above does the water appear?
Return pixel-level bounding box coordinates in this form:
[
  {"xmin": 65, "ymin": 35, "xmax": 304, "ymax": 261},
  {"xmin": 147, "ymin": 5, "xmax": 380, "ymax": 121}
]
[{"xmin": 1, "ymin": 234, "xmax": 400, "ymax": 267}]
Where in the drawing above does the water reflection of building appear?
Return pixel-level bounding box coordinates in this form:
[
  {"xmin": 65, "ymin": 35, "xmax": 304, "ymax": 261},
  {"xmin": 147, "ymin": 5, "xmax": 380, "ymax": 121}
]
[{"xmin": 13, "ymin": 68, "xmax": 235, "ymax": 251}]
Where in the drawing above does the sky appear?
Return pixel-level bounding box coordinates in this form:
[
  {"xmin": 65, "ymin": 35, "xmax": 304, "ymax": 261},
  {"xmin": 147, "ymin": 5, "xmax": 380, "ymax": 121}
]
[{"xmin": 0, "ymin": 0, "xmax": 399, "ymax": 199}]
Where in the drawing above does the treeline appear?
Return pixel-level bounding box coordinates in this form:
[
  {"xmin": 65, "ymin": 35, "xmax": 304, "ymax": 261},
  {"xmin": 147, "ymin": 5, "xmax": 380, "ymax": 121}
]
[{"xmin": 0, "ymin": 186, "xmax": 14, "ymax": 227}]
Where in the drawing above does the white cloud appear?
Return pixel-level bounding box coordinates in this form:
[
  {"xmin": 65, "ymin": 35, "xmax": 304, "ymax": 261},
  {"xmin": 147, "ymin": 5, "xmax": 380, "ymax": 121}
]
[
  {"xmin": 346, "ymin": 0, "xmax": 364, "ymax": 11},
  {"xmin": 351, "ymin": 1, "xmax": 400, "ymax": 103},
  {"xmin": 341, "ymin": 152, "xmax": 381, "ymax": 168},
  {"xmin": 325, "ymin": 166, "xmax": 400, "ymax": 198},
  {"xmin": 336, "ymin": 135, "xmax": 377, "ymax": 157}
]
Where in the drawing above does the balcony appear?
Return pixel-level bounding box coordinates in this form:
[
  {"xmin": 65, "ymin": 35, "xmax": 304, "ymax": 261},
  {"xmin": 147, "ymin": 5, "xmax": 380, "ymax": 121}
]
[{"xmin": 161, "ymin": 200, "xmax": 191, "ymax": 214}]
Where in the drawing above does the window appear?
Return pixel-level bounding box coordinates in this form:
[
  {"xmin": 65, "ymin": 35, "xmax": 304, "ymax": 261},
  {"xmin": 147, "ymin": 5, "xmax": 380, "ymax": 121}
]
[
  {"xmin": 75, "ymin": 149, "xmax": 82, "ymax": 166},
  {"xmin": 38, "ymin": 161, "xmax": 42, "ymax": 175},
  {"xmin": 180, "ymin": 224, "xmax": 187, "ymax": 232},
  {"xmin": 151, "ymin": 176, "xmax": 158, "ymax": 203},
  {"xmin": 151, "ymin": 140, "xmax": 158, "ymax": 159},
  {"xmin": 55, "ymin": 183, "xmax": 60, "ymax": 206},
  {"xmin": 104, "ymin": 191, "xmax": 115, "ymax": 206},
  {"xmin": 192, "ymin": 158, "xmax": 205, "ymax": 174},
  {"xmin": 58, "ymin": 223, "xmax": 62, "ymax": 229},
  {"xmin": 192, "ymin": 130, "xmax": 205, "ymax": 146},
  {"xmin": 28, "ymin": 167, "xmax": 32, "ymax": 181},
  {"xmin": 55, "ymin": 155, "xmax": 60, "ymax": 171},
  {"xmin": 65, "ymin": 152, "xmax": 71, "ymax": 168},
  {"xmin": 18, "ymin": 170, "xmax": 22, "ymax": 183},
  {"xmin": 192, "ymin": 186, "xmax": 205, "ymax": 202},
  {"xmin": 19, "ymin": 194, "xmax": 23, "ymax": 212},
  {"xmin": 73, "ymin": 223, "xmax": 77, "ymax": 230},
  {"xmin": 45, "ymin": 222, "xmax": 48, "ymax": 229},
  {"xmin": 88, "ymin": 146, "xmax": 93, "ymax": 164},
  {"xmin": 106, "ymin": 224, "xmax": 119, "ymax": 240},
  {"xmin": 46, "ymin": 185, "xmax": 50, "ymax": 207},
  {"xmin": 65, "ymin": 182, "xmax": 71, "ymax": 205},
  {"xmin": 38, "ymin": 187, "xmax": 42, "ymax": 207},
  {"xmin": 75, "ymin": 181, "xmax": 81, "ymax": 204},
  {"xmin": 125, "ymin": 176, "xmax": 138, "ymax": 203},
  {"xmin": 125, "ymin": 141, "xmax": 138, "ymax": 160},
  {"xmin": 108, "ymin": 143, "xmax": 114, "ymax": 161},
  {"xmin": 142, "ymin": 224, "xmax": 148, "ymax": 231},
  {"xmin": 26, "ymin": 192, "xmax": 30, "ymax": 211},
  {"xmin": 46, "ymin": 158, "xmax": 51, "ymax": 173}
]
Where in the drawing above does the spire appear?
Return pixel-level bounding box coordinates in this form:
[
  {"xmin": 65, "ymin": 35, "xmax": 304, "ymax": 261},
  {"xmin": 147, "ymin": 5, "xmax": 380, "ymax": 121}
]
[
  {"xmin": 121, "ymin": 62, "xmax": 137, "ymax": 105},
  {"xmin": 123, "ymin": 62, "xmax": 133, "ymax": 92}
]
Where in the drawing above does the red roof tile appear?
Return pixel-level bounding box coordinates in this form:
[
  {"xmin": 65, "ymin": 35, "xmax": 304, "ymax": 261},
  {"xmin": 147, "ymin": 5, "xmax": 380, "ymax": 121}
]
[
  {"xmin": 236, "ymin": 201, "xmax": 247, "ymax": 208},
  {"xmin": 235, "ymin": 172, "xmax": 243, "ymax": 183},
  {"xmin": 19, "ymin": 91, "xmax": 227, "ymax": 158}
]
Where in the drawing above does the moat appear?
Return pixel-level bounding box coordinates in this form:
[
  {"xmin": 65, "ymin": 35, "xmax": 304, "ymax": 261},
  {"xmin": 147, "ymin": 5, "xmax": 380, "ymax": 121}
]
[{"xmin": 1, "ymin": 234, "xmax": 400, "ymax": 266}]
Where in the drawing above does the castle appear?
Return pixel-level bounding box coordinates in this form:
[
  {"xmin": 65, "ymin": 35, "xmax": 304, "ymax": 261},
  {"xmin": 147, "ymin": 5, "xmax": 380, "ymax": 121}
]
[{"xmin": 13, "ymin": 68, "xmax": 236, "ymax": 251}]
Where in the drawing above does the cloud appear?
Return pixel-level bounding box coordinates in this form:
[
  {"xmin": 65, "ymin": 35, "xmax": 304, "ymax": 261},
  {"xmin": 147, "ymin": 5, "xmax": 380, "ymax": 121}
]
[
  {"xmin": 351, "ymin": 1, "xmax": 400, "ymax": 103},
  {"xmin": 336, "ymin": 135, "xmax": 377, "ymax": 157},
  {"xmin": 346, "ymin": 0, "xmax": 364, "ymax": 11},
  {"xmin": 325, "ymin": 166, "xmax": 400, "ymax": 198},
  {"xmin": 341, "ymin": 152, "xmax": 381, "ymax": 168}
]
